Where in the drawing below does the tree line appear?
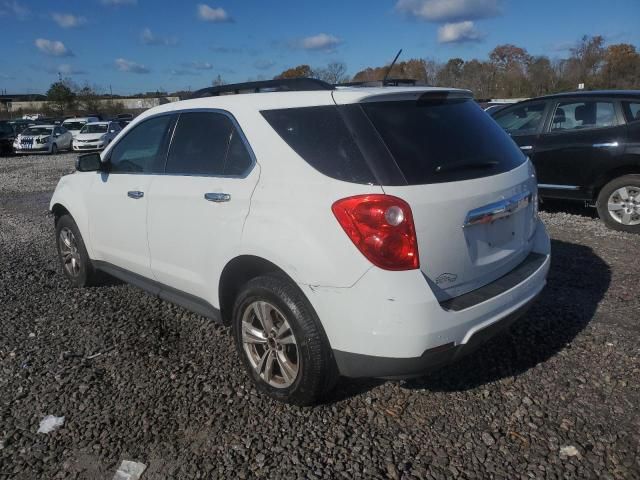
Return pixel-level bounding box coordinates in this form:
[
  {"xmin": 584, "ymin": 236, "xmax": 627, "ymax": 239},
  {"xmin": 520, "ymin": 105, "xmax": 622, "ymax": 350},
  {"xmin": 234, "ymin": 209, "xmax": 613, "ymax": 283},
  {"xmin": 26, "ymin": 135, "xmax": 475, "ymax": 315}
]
[{"xmin": 274, "ymin": 35, "xmax": 640, "ymax": 99}]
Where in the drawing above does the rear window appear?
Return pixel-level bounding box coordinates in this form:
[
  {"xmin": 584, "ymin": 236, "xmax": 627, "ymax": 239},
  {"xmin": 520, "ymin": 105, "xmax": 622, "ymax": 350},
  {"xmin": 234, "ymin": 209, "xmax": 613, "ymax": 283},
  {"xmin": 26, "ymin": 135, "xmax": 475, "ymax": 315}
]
[
  {"xmin": 361, "ymin": 98, "xmax": 526, "ymax": 185},
  {"xmin": 261, "ymin": 106, "xmax": 376, "ymax": 184}
]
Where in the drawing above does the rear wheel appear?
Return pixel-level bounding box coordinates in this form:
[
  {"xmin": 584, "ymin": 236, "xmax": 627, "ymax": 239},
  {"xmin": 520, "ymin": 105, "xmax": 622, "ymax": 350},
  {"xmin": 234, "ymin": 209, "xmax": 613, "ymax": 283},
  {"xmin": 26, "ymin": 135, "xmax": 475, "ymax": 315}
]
[
  {"xmin": 55, "ymin": 215, "xmax": 100, "ymax": 287},
  {"xmin": 597, "ymin": 175, "xmax": 640, "ymax": 234},
  {"xmin": 232, "ymin": 274, "xmax": 337, "ymax": 405}
]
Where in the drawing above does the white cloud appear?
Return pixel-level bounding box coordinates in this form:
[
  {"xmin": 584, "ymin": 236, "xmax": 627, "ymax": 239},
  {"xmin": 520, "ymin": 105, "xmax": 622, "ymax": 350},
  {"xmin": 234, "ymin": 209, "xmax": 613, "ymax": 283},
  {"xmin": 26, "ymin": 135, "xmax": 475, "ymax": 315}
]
[
  {"xmin": 52, "ymin": 13, "xmax": 87, "ymax": 28},
  {"xmin": 45, "ymin": 64, "xmax": 87, "ymax": 75},
  {"xmin": 438, "ymin": 21, "xmax": 484, "ymax": 43},
  {"xmin": 101, "ymin": 0, "xmax": 137, "ymax": 5},
  {"xmin": 0, "ymin": 0, "xmax": 29, "ymax": 18},
  {"xmin": 115, "ymin": 58, "xmax": 150, "ymax": 74},
  {"xmin": 197, "ymin": 4, "xmax": 232, "ymax": 22},
  {"xmin": 140, "ymin": 28, "xmax": 178, "ymax": 46},
  {"xmin": 299, "ymin": 33, "xmax": 341, "ymax": 51},
  {"xmin": 396, "ymin": 0, "xmax": 501, "ymax": 22},
  {"xmin": 35, "ymin": 38, "xmax": 73, "ymax": 57},
  {"xmin": 184, "ymin": 61, "xmax": 213, "ymax": 70}
]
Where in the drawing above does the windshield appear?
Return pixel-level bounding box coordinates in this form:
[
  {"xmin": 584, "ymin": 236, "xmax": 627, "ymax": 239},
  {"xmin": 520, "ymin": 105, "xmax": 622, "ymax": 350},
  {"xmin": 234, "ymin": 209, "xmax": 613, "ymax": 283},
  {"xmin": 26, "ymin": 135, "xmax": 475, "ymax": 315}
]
[
  {"xmin": 63, "ymin": 121, "xmax": 87, "ymax": 131},
  {"xmin": 81, "ymin": 124, "xmax": 108, "ymax": 134},
  {"xmin": 22, "ymin": 127, "xmax": 53, "ymax": 136}
]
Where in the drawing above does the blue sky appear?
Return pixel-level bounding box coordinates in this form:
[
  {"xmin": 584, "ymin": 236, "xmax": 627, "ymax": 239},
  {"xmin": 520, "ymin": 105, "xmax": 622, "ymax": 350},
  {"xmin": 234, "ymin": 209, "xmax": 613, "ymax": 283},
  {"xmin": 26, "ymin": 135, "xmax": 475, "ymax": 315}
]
[{"xmin": 1, "ymin": 0, "xmax": 639, "ymax": 95}]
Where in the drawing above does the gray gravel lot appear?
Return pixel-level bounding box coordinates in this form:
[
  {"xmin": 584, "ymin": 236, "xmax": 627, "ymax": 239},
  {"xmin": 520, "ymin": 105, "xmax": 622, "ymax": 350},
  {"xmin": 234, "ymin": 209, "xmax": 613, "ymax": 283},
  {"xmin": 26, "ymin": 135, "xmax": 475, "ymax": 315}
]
[{"xmin": 1, "ymin": 152, "xmax": 639, "ymax": 479}]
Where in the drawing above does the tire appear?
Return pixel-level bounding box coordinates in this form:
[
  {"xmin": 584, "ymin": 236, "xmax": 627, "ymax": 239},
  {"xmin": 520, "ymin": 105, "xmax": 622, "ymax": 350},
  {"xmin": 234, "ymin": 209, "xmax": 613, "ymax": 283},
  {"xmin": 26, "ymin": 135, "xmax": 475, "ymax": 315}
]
[
  {"xmin": 232, "ymin": 274, "xmax": 338, "ymax": 406},
  {"xmin": 50, "ymin": 143, "xmax": 58, "ymax": 155},
  {"xmin": 596, "ymin": 175, "xmax": 640, "ymax": 234},
  {"xmin": 55, "ymin": 214, "xmax": 100, "ymax": 287}
]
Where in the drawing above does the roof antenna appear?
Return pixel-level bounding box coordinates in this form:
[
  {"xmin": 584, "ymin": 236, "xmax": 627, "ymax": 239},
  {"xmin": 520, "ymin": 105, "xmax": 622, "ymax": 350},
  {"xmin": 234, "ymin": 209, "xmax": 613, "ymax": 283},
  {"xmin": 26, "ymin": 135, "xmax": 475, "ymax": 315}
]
[{"xmin": 382, "ymin": 49, "xmax": 402, "ymax": 85}]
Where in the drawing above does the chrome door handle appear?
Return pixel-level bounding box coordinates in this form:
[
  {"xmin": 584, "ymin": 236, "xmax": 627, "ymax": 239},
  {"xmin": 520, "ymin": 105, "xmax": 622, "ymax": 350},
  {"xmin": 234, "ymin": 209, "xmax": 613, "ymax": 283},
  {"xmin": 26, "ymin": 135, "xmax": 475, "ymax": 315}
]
[
  {"xmin": 592, "ymin": 142, "xmax": 619, "ymax": 148},
  {"xmin": 519, "ymin": 145, "xmax": 533, "ymax": 151},
  {"xmin": 127, "ymin": 191, "xmax": 144, "ymax": 199},
  {"xmin": 204, "ymin": 192, "xmax": 231, "ymax": 203}
]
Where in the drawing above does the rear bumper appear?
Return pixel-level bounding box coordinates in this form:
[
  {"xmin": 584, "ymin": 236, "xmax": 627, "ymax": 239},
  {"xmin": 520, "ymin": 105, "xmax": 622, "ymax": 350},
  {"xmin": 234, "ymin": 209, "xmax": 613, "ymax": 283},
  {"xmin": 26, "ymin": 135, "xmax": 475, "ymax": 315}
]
[
  {"xmin": 301, "ymin": 219, "xmax": 550, "ymax": 378},
  {"xmin": 333, "ymin": 295, "xmax": 535, "ymax": 378}
]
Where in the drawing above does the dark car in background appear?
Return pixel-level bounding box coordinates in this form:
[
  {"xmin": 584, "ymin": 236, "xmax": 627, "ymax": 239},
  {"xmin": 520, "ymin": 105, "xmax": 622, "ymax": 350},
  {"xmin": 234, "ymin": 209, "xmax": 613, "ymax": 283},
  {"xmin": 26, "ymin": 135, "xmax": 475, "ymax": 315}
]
[
  {"xmin": 8, "ymin": 119, "xmax": 35, "ymax": 135},
  {"xmin": 492, "ymin": 90, "xmax": 640, "ymax": 233},
  {"xmin": 0, "ymin": 121, "xmax": 16, "ymax": 155}
]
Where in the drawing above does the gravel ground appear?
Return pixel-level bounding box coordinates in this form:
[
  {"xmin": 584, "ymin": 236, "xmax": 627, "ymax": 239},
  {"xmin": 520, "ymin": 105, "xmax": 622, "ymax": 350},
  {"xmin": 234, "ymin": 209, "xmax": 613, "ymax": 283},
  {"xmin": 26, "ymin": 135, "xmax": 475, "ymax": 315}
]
[{"xmin": 1, "ymin": 152, "xmax": 639, "ymax": 479}]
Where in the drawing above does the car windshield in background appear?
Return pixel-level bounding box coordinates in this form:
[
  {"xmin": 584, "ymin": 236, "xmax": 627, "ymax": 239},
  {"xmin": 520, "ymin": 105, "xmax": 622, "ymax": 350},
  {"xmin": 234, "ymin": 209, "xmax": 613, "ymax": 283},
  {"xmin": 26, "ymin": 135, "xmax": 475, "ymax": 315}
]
[
  {"xmin": 22, "ymin": 127, "xmax": 53, "ymax": 136},
  {"xmin": 493, "ymin": 102, "xmax": 546, "ymax": 135},
  {"xmin": 64, "ymin": 122, "xmax": 86, "ymax": 131},
  {"xmin": 81, "ymin": 124, "xmax": 108, "ymax": 134},
  {"xmin": 362, "ymin": 97, "xmax": 526, "ymax": 185}
]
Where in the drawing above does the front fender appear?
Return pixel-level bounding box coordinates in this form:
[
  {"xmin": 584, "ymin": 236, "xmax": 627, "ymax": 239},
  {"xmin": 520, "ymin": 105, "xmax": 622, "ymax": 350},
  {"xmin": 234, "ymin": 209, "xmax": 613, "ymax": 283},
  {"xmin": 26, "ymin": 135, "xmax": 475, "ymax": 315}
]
[{"xmin": 50, "ymin": 173, "xmax": 95, "ymax": 258}]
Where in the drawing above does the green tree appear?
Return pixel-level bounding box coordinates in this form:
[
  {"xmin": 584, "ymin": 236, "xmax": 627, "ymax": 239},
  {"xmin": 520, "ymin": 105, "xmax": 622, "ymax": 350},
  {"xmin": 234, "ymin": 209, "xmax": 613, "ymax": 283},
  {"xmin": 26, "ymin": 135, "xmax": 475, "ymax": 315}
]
[{"xmin": 47, "ymin": 80, "xmax": 76, "ymax": 115}]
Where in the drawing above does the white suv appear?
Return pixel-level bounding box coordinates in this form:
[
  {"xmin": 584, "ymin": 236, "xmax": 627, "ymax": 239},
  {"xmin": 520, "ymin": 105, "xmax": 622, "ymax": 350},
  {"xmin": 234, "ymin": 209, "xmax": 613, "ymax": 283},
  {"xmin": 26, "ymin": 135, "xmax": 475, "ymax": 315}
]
[{"xmin": 50, "ymin": 79, "xmax": 551, "ymax": 405}]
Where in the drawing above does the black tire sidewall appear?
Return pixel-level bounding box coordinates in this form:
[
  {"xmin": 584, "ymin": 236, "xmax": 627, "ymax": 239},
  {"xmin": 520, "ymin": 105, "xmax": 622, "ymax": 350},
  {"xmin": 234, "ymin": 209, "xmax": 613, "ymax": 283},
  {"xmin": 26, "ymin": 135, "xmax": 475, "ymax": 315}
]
[
  {"xmin": 231, "ymin": 275, "xmax": 334, "ymax": 405},
  {"xmin": 55, "ymin": 215, "xmax": 94, "ymax": 287},
  {"xmin": 597, "ymin": 175, "xmax": 640, "ymax": 234},
  {"xmin": 51, "ymin": 144, "xmax": 57, "ymax": 155}
]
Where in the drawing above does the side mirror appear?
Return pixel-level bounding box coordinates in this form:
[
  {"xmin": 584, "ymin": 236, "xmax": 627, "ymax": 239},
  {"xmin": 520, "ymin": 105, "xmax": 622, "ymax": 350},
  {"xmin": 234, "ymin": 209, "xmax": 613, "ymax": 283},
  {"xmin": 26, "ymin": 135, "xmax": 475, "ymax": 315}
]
[{"xmin": 76, "ymin": 152, "xmax": 102, "ymax": 172}]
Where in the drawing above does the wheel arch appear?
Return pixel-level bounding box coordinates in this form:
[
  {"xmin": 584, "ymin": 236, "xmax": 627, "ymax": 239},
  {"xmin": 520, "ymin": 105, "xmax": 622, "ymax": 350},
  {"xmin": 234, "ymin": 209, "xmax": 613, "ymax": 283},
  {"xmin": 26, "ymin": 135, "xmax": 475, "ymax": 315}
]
[
  {"xmin": 51, "ymin": 202, "xmax": 71, "ymax": 223},
  {"xmin": 218, "ymin": 255, "xmax": 300, "ymax": 325},
  {"xmin": 593, "ymin": 166, "xmax": 640, "ymax": 203}
]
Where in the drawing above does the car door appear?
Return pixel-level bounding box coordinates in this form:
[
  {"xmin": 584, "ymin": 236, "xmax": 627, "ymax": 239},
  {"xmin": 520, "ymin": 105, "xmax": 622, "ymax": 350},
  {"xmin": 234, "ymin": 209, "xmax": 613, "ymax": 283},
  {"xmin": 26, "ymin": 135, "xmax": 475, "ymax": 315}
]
[
  {"xmin": 87, "ymin": 113, "xmax": 177, "ymax": 278},
  {"xmin": 147, "ymin": 110, "xmax": 258, "ymax": 303},
  {"xmin": 492, "ymin": 100, "xmax": 550, "ymax": 160},
  {"xmin": 533, "ymin": 98, "xmax": 626, "ymax": 198}
]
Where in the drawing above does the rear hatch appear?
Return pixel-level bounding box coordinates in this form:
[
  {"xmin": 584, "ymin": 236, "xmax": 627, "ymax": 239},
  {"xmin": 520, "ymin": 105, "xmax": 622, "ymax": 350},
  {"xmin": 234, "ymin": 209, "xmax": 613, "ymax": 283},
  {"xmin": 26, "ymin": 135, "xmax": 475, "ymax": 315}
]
[{"xmin": 333, "ymin": 89, "xmax": 538, "ymax": 300}]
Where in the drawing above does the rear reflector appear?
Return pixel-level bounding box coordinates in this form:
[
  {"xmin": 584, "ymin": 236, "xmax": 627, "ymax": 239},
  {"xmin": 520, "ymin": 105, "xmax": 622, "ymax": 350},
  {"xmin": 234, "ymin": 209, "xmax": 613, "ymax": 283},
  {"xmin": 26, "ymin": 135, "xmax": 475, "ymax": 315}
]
[{"xmin": 332, "ymin": 194, "xmax": 419, "ymax": 271}]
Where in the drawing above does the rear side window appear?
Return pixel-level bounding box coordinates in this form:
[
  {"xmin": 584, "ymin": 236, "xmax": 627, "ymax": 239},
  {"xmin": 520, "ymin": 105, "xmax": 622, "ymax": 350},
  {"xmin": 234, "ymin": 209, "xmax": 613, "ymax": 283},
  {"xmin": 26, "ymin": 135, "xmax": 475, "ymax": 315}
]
[
  {"xmin": 549, "ymin": 101, "xmax": 618, "ymax": 131},
  {"xmin": 493, "ymin": 102, "xmax": 546, "ymax": 136},
  {"xmin": 362, "ymin": 98, "xmax": 526, "ymax": 185},
  {"xmin": 622, "ymin": 102, "xmax": 640, "ymax": 123},
  {"xmin": 165, "ymin": 111, "xmax": 252, "ymax": 176},
  {"xmin": 261, "ymin": 106, "xmax": 376, "ymax": 184}
]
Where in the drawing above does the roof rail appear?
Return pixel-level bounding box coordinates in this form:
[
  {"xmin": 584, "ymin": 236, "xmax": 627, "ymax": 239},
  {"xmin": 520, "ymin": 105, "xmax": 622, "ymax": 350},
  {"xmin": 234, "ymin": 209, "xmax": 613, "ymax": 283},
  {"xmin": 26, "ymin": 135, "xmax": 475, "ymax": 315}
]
[
  {"xmin": 338, "ymin": 78, "xmax": 424, "ymax": 88},
  {"xmin": 190, "ymin": 78, "xmax": 334, "ymax": 99}
]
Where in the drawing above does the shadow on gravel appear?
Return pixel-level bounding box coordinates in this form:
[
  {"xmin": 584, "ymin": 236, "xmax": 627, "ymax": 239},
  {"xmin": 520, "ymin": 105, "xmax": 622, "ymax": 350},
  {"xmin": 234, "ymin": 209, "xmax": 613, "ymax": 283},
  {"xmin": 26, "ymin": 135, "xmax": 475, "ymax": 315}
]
[
  {"xmin": 401, "ymin": 239, "xmax": 610, "ymax": 393},
  {"xmin": 540, "ymin": 198, "xmax": 599, "ymax": 219}
]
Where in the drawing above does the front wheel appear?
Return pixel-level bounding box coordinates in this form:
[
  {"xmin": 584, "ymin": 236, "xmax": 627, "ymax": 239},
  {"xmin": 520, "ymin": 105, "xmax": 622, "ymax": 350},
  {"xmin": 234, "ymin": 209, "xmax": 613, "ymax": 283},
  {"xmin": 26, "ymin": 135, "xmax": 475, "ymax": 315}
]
[
  {"xmin": 597, "ymin": 175, "xmax": 640, "ymax": 234},
  {"xmin": 232, "ymin": 275, "xmax": 337, "ymax": 405},
  {"xmin": 55, "ymin": 214, "xmax": 100, "ymax": 287},
  {"xmin": 50, "ymin": 143, "xmax": 58, "ymax": 155}
]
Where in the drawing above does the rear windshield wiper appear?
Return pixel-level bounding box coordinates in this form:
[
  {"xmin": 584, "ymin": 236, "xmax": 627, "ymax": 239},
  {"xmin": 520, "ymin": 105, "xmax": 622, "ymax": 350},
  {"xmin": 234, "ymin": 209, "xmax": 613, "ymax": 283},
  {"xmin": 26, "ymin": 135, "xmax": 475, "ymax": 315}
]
[{"xmin": 434, "ymin": 159, "xmax": 499, "ymax": 174}]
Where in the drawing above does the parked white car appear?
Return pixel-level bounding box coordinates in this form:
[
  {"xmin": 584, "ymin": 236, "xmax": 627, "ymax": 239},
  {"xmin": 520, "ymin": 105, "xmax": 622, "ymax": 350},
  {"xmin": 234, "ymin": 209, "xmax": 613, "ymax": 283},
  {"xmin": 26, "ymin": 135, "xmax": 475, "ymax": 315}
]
[
  {"xmin": 72, "ymin": 121, "xmax": 122, "ymax": 152},
  {"xmin": 50, "ymin": 79, "xmax": 551, "ymax": 405},
  {"xmin": 14, "ymin": 124, "xmax": 73, "ymax": 154},
  {"xmin": 62, "ymin": 117, "xmax": 100, "ymax": 139}
]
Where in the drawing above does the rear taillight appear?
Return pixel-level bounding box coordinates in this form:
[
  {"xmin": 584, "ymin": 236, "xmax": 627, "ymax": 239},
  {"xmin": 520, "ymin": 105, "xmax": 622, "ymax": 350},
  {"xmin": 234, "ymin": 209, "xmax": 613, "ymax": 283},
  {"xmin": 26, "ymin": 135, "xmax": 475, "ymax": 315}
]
[{"xmin": 332, "ymin": 194, "xmax": 419, "ymax": 271}]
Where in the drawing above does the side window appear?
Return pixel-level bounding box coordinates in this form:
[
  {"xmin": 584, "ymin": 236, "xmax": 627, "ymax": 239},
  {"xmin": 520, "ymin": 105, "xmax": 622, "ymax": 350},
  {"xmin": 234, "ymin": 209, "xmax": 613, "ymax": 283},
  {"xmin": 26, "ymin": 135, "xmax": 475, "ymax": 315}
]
[
  {"xmin": 550, "ymin": 101, "xmax": 618, "ymax": 132},
  {"xmin": 493, "ymin": 102, "xmax": 546, "ymax": 136},
  {"xmin": 54, "ymin": 127, "xmax": 61, "ymax": 135},
  {"xmin": 622, "ymin": 102, "xmax": 640, "ymax": 123},
  {"xmin": 166, "ymin": 111, "xmax": 246, "ymax": 176},
  {"xmin": 109, "ymin": 115, "xmax": 175, "ymax": 174},
  {"xmin": 59, "ymin": 126, "xmax": 67, "ymax": 133}
]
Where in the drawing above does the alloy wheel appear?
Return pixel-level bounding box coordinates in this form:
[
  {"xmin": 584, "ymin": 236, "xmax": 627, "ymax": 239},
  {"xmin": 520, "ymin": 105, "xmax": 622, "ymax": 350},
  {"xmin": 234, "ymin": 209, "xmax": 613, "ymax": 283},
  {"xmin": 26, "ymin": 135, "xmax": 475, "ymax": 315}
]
[
  {"xmin": 241, "ymin": 300, "xmax": 300, "ymax": 388},
  {"xmin": 607, "ymin": 186, "xmax": 640, "ymax": 226},
  {"xmin": 59, "ymin": 227, "xmax": 82, "ymax": 277}
]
